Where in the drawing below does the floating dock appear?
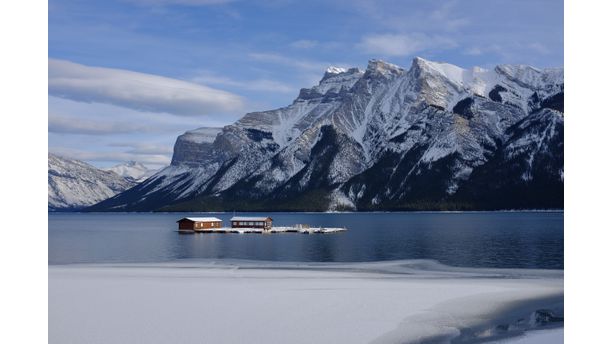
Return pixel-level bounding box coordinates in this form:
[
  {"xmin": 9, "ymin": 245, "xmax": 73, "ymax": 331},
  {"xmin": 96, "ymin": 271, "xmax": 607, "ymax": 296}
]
[{"xmin": 179, "ymin": 226, "xmax": 347, "ymax": 234}]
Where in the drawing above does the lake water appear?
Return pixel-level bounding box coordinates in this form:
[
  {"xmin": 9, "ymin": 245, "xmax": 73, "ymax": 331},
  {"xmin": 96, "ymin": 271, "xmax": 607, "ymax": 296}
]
[{"xmin": 48, "ymin": 212, "xmax": 563, "ymax": 269}]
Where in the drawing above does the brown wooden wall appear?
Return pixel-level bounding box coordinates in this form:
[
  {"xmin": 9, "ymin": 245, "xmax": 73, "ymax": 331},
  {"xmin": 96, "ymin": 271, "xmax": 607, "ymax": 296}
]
[
  {"xmin": 178, "ymin": 220, "xmax": 222, "ymax": 230},
  {"xmin": 178, "ymin": 220, "xmax": 196, "ymax": 230},
  {"xmin": 195, "ymin": 221, "xmax": 221, "ymax": 229},
  {"xmin": 231, "ymin": 220, "xmax": 272, "ymax": 229}
]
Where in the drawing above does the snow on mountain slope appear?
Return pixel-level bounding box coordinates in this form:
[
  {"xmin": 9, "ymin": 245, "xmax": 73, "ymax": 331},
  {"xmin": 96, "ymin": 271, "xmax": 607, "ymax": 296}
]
[
  {"xmin": 105, "ymin": 161, "xmax": 156, "ymax": 182},
  {"xmin": 49, "ymin": 154, "xmax": 137, "ymax": 210},
  {"xmin": 90, "ymin": 57, "xmax": 563, "ymax": 212}
]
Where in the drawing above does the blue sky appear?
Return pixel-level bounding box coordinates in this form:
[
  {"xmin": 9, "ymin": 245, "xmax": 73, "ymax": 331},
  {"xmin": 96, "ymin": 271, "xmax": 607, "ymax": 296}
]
[{"xmin": 48, "ymin": 0, "xmax": 563, "ymax": 168}]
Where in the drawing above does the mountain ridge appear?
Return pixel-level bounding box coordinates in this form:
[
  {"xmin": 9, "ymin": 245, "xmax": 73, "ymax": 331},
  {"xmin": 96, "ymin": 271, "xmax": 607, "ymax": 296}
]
[
  {"xmin": 88, "ymin": 57, "xmax": 563, "ymax": 212},
  {"xmin": 48, "ymin": 153, "xmax": 138, "ymax": 211},
  {"xmin": 105, "ymin": 161, "xmax": 156, "ymax": 182}
]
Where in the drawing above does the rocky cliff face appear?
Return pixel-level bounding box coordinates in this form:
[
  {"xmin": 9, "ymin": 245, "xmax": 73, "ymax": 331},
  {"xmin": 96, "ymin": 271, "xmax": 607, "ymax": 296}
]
[
  {"xmin": 49, "ymin": 154, "xmax": 137, "ymax": 211},
  {"xmin": 89, "ymin": 57, "xmax": 563, "ymax": 211},
  {"xmin": 171, "ymin": 127, "xmax": 223, "ymax": 167}
]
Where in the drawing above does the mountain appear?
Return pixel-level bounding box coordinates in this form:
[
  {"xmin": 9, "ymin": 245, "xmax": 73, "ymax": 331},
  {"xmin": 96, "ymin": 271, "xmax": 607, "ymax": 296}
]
[
  {"xmin": 48, "ymin": 153, "xmax": 138, "ymax": 211},
  {"xmin": 89, "ymin": 57, "xmax": 563, "ymax": 212},
  {"xmin": 105, "ymin": 161, "xmax": 156, "ymax": 182}
]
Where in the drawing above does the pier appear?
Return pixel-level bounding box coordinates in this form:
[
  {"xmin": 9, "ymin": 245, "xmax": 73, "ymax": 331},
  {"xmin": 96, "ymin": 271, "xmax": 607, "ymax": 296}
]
[
  {"xmin": 177, "ymin": 217, "xmax": 347, "ymax": 234},
  {"xmin": 180, "ymin": 226, "xmax": 347, "ymax": 234}
]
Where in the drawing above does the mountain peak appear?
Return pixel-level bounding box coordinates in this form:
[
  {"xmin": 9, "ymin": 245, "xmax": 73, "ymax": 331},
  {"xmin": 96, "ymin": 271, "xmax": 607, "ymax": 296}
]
[
  {"xmin": 410, "ymin": 57, "xmax": 465, "ymax": 81},
  {"xmin": 411, "ymin": 56, "xmax": 429, "ymax": 65},
  {"xmin": 321, "ymin": 66, "xmax": 362, "ymax": 82},
  {"xmin": 49, "ymin": 154, "xmax": 137, "ymax": 210},
  {"xmin": 366, "ymin": 59, "xmax": 404, "ymax": 75},
  {"xmin": 325, "ymin": 66, "xmax": 347, "ymax": 74},
  {"xmin": 91, "ymin": 57, "xmax": 564, "ymax": 212},
  {"xmin": 106, "ymin": 161, "xmax": 155, "ymax": 182},
  {"xmin": 297, "ymin": 67, "xmax": 363, "ymax": 101}
]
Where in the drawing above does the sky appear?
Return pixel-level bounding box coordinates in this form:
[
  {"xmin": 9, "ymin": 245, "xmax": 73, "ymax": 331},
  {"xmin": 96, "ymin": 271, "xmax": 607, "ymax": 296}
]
[{"xmin": 48, "ymin": 0, "xmax": 564, "ymax": 169}]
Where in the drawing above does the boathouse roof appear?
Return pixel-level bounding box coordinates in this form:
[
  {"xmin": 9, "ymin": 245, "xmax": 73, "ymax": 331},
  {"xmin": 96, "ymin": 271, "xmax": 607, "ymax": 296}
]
[
  {"xmin": 230, "ymin": 216, "xmax": 272, "ymax": 221},
  {"xmin": 177, "ymin": 217, "xmax": 223, "ymax": 223}
]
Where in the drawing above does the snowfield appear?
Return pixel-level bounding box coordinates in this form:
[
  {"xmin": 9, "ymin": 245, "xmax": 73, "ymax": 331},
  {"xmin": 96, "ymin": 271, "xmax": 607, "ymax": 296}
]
[
  {"xmin": 491, "ymin": 328, "xmax": 563, "ymax": 343},
  {"xmin": 49, "ymin": 260, "xmax": 563, "ymax": 344}
]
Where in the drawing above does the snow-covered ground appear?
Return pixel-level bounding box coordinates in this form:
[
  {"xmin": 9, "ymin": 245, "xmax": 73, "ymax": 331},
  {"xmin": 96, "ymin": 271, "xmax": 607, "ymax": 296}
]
[
  {"xmin": 491, "ymin": 328, "xmax": 563, "ymax": 343},
  {"xmin": 49, "ymin": 260, "xmax": 563, "ymax": 344}
]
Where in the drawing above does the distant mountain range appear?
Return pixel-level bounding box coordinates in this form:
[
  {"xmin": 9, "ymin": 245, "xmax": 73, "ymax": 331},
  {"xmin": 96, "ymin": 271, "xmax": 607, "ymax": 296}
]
[
  {"xmin": 70, "ymin": 57, "xmax": 562, "ymax": 212},
  {"xmin": 48, "ymin": 154, "xmax": 154, "ymax": 211},
  {"xmin": 104, "ymin": 161, "xmax": 156, "ymax": 183}
]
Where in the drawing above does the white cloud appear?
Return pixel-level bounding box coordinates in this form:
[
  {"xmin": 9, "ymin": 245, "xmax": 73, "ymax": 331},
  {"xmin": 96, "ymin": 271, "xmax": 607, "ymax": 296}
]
[
  {"xmin": 248, "ymin": 52, "xmax": 328, "ymax": 72},
  {"xmin": 357, "ymin": 33, "xmax": 456, "ymax": 57},
  {"xmin": 49, "ymin": 115, "xmax": 161, "ymax": 135},
  {"xmin": 462, "ymin": 42, "xmax": 552, "ymax": 63},
  {"xmin": 109, "ymin": 142, "xmax": 174, "ymax": 155},
  {"xmin": 348, "ymin": 0, "xmax": 562, "ymax": 66},
  {"xmin": 49, "ymin": 59, "xmax": 245, "ymax": 116},
  {"xmin": 192, "ymin": 72, "xmax": 296, "ymax": 94},
  {"xmin": 246, "ymin": 52, "xmax": 353, "ymax": 88},
  {"xmin": 48, "ymin": 96, "xmax": 231, "ymax": 169}
]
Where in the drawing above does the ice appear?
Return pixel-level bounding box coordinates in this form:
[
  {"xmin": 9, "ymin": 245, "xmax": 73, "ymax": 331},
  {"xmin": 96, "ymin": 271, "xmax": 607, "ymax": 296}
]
[
  {"xmin": 49, "ymin": 260, "xmax": 563, "ymax": 344},
  {"xmin": 490, "ymin": 328, "xmax": 563, "ymax": 343}
]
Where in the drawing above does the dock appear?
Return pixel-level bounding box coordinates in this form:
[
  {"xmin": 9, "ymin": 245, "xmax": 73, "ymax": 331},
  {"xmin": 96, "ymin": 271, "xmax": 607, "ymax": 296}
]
[
  {"xmin": 180, "ymin": 226, "xmax": 347, "ymax": 234},
  {"xmin": 177, "ymin": 217, "xmax": 347, "ymax": 234}
]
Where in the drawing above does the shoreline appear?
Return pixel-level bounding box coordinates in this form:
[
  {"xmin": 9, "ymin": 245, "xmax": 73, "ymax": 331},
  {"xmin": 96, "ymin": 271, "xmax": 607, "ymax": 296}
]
[
  {"xmin": 49, "ymin": 209, "xmax": 564, "ymax": 214},
  {"xmin": 489, "ymin": 327, "xmax": 563, "ymax": 343},
  {"xmin": 49, "ymin": 260, "xmax": 563, "ymax": 344},
  {"xmin": 47, "ymin": 257, "xmax": 566, "ymax": 271}
]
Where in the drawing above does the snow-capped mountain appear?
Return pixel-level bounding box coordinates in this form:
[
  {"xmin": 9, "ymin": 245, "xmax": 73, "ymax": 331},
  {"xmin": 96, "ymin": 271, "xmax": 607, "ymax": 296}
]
[
  {"xmin": 49, "ymin": 153, "xmax": 138, "ymax": 211},
  {"xmin": 90, "ymin": 57, "xmax": 563, "ymax": 211},
  {"xmin": 105, "ymin": 161, "xmax": 156, "ymax": 182}
]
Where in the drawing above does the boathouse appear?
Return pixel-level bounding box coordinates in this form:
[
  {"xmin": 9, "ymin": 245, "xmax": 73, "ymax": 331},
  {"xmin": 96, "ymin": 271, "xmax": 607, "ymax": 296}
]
[
  {"xmin": 230, "ymin": 216, "xmax": 272, "ymax": 230},
  {"xmin": 177, "ymin": 217, "xmax": 223, "ymax": 231}
]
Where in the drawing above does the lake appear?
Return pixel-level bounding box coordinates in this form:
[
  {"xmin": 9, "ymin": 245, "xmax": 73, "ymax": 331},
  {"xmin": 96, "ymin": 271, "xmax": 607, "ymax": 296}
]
[{"xmin": 48, "ymin": 212, "xmax": 563, "ymax": 269}]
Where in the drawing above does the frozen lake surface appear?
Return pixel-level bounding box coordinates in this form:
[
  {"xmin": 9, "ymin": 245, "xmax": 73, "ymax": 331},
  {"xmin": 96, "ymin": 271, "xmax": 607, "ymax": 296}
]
[
  {"xmin": 49, "ymin": 260, "xmax": 563, "ymax": 344},
  {"xmin": 49, "ymin": 212, "xmax": 564, "ymax": 343}
]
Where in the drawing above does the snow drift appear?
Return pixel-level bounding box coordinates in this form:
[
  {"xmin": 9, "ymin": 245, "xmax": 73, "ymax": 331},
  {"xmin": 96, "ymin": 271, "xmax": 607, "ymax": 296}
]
[{"xmin": 49, "ymin": 260, "xmax": 563, "ymax": 344}]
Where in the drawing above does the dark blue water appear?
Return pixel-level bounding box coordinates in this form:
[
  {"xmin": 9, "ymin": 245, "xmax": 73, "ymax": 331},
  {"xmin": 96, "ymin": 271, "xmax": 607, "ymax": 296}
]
[{"xmin": 48, "ymin": 212, "xmax": 563, "ymax": 269}]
